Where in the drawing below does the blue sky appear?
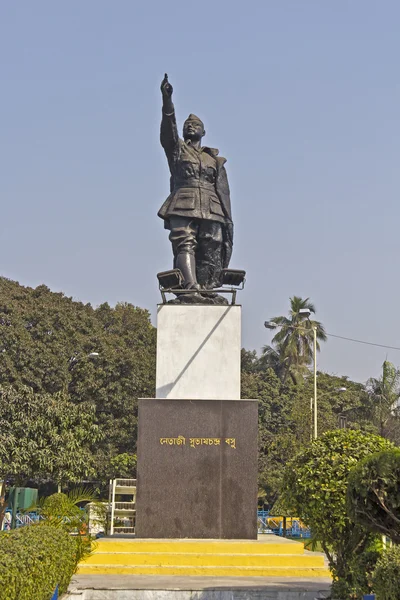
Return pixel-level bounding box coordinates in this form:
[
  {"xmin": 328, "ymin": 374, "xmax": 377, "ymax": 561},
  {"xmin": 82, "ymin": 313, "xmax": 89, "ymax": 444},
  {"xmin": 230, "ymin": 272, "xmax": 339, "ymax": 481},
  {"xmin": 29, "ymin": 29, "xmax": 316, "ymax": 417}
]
[{"xmin": 1, "ymin": 1, "xmax": 400, "ymax": 383}]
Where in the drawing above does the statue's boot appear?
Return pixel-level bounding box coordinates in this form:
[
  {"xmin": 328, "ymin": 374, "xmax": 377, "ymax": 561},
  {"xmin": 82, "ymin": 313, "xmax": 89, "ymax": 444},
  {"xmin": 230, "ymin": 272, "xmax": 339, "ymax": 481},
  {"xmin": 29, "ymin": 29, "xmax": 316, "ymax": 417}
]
[
  {"xmin": 175, "ymin": 253, "xmax": 203, "ymax": 300},
  {"xmin": 197, "ymin": 256, "xmax": 222, "ymax": 298}
]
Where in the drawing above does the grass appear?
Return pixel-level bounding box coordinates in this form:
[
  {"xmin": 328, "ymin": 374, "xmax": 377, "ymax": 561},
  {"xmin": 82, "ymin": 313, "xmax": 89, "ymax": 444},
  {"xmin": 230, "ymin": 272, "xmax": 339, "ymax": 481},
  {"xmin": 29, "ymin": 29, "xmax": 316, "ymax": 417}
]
[{"xmin": 286, "ymin": 536, "xmax": 324, "ymax": 553}]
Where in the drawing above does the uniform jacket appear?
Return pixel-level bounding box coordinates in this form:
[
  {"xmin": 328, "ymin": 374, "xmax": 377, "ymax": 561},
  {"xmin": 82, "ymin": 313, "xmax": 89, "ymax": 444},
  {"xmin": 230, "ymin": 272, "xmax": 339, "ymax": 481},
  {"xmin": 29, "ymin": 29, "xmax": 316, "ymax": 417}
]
[{"xmin": 158, "ymin": 110, "xmax": 233, "ymax": 228}]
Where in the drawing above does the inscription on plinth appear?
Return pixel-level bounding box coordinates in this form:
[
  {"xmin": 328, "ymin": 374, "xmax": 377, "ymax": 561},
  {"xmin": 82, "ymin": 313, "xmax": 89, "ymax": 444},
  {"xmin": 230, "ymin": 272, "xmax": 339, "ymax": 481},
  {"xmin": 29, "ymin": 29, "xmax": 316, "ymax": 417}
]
[
  {"xmin": 159, "ymin": 436, "xmax": 237, "ymax": 449},
  {"xmin": 135, "ymin": 398, "xmax": 258, "ymax": 539}
]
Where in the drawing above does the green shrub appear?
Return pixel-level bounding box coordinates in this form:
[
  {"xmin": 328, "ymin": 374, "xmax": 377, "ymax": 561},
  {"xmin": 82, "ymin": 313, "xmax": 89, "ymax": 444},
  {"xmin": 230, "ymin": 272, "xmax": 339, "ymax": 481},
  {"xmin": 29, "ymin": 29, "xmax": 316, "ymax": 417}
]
[
  {"xmin": 372, "ymin": 545, "xmax": 400, "ymax": 600},
  {"xmin": 0, "ymin": 524, "xmax": 78, "ymax": 600},
  {"xmin": 280, "ymin": 429, "xmax": 393, "ymax": 599},
  {"xmin": 35, "ymin": 490, "xmax": 97, "ymax": 563},
  {"xmin": 347, "ymin": 449, "xmax": 400, "ymax": 543}
]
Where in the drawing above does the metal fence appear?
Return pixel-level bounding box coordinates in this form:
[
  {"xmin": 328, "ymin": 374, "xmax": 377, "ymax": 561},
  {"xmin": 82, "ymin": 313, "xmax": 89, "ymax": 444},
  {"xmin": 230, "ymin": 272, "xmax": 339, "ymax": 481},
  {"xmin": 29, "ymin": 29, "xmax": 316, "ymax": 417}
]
[
  {"xmin": 1, "ymin": 510, "xmax": 42, "ymax": 530},
  {"xmin": 257, "ymin": 510, "xmax": 311, "ymax": 538}
]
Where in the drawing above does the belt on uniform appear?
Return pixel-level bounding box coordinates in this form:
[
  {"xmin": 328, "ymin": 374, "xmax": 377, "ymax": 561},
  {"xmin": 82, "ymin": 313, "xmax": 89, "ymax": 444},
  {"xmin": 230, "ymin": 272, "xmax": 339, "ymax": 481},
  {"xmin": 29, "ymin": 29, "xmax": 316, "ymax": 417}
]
[{"xmin": 173, "ymin": 181, "xmax": 216, "ymax": 192}]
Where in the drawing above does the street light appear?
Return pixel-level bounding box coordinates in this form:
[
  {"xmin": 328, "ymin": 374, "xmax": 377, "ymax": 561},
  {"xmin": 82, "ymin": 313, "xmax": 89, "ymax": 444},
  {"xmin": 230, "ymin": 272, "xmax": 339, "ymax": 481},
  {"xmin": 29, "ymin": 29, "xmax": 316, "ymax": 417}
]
[
  {"xmin": 265, "ymin": 318, "xmax": 347, "ymax": 437},
  {"xmin": 336, "ymin": 393, "xmax": 355, "ymax": 429},
  {"xmin": 68, "ymin": 352, "xmax": 100, "ymax": 371}
]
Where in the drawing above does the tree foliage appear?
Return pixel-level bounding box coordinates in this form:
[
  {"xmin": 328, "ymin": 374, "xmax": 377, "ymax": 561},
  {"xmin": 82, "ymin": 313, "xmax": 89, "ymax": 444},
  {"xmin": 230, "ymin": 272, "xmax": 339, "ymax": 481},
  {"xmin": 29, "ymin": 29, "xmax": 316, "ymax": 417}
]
[
  {"xmin": 109, "ymin": 453, "xmax": 138, "ymax": 479},
  {"xmin": 0, "ymin": 386, "xmax": 101, "ymax": 483},
  {"xmin": 0, "ymin": 277, "xmax": 156, "ymax": 479},
  {"xmin": 242, "ymin": 349, "xmax": 368, "ymax": 506},
  {"xmin": 372, "ymin": 545, "xmax": 400, "ymax": 600},
  {"xmin": 0, "ymin": 385, "xmax": 101, "ymax": 525},
  {"xmin": 280, "ymin": 429, "xmax": 393, "ymax": 599},
  {"xmin": 366, "ymin": 360, "xmax": 400, "ymax": 436},
  {"xmin": 263, "ymin": 296, "xmax": 327, "ymax": 383},
  {"xmin": 347, "ymin": 449, "xmax": 400, "ymax": 543}
]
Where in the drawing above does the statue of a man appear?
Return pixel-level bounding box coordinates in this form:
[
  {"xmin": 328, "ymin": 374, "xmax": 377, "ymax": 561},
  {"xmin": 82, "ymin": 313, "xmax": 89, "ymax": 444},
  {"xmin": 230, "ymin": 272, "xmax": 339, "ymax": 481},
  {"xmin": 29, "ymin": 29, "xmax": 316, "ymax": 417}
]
[{"xmin": 158, "ymin": 74, "xmax": 233, "ymax": 300}]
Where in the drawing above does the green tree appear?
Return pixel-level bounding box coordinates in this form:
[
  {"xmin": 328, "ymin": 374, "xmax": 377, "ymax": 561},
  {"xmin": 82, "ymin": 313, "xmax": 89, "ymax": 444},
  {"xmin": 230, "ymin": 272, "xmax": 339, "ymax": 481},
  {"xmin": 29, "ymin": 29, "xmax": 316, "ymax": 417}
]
[
  {"xmin": 372, "ymin": 545, "xmax": 400, "ymax": 600},
  {"xmin": 263, "ymin": 296, "xmax": 327, "ymax": 382},
  {"xmin": 312, "ymin": 372, "xmax": 370, "ymax": 432},
  {"xmin": 0, "ymin": 385, "xmax": 101, "ymax": 527},
  {"xmin": 347, "ymin": 449, "xmax": 400, "ymax": 543},
  {"xmin": 280, "ymin": 429, "xmax": 393, "ymax": 599},
  {"xmin": 242, "ymin": 348, "xmax": 369, "ymax": 507},
  {"xmin": 366, "ymin": 361, "xmax": 400, "ymax": 436},
  {"xmin": 0, "ymin": 277, "xmax": 156, "ymax": 479},
  {"xmin": 242, "ymin": 366, "xmax": 293, "ymax": 506},
  {"xmin": 109, "ymin": 453, "xmax": 137, "ymax": 479}
]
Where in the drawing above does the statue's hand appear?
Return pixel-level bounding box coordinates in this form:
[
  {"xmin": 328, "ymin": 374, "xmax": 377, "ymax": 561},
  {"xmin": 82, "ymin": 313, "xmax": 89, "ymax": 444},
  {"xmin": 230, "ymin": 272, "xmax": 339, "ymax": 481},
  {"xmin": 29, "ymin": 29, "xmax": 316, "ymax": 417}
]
[{"xmin": 161, "ymin": 73, "xmax": 173, "ymax": 97}]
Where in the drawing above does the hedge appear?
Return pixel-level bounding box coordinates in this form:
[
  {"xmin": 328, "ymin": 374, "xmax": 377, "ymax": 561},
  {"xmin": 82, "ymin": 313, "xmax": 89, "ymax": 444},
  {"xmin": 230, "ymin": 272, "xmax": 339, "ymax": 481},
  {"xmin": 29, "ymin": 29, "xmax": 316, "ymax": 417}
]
[
  {"xmin": 0, "ymin": 524, "xmax": 78, "ymax": 600},
  {"xmin": 347, "ymin": 449, "xmax": 400, "ymax": 543},
  {"xmin": 372, "ymin": 545, "xmax": 400, "ymax": 600}
]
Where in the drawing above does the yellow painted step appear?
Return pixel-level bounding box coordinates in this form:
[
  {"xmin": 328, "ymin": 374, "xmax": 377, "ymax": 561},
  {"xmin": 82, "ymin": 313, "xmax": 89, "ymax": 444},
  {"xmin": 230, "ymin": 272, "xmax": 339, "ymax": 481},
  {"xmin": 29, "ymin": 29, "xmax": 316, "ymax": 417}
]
[
  {"xmin": 82, "ymin": 552, "xmax": 325, "ymax": 568},
  {"xmin": 93, "ymin": 539, "xmax": 305, "ymax": 555},
  {"xmin": 78, "ymin": 564, "xmax": 331, "ymax": 577}
]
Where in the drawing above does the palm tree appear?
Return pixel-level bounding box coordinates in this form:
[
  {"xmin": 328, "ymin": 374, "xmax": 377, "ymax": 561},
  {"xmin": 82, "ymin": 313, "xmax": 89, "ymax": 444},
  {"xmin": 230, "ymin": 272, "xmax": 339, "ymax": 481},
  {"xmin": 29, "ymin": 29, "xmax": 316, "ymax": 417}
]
[
  {"xmin": 366, "ymin": 360, "xmax": 400, "ymax": 435},
  {"xmin": 263, "ymin": 296, "xmax": 327, "ymax": 383}
]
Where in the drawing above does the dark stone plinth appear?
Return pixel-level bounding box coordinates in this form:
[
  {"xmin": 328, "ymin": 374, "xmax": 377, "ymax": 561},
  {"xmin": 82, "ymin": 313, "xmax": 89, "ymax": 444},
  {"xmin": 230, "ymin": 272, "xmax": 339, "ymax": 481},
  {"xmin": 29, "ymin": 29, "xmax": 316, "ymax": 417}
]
[{"xmin": 135, "ymin": 398, "xmax": 258, "ymax": 539}]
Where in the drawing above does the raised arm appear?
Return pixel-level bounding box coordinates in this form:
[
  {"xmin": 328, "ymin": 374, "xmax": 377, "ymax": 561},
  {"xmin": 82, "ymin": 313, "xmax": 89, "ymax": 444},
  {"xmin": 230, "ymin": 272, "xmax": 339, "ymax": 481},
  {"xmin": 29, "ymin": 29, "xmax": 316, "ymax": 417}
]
[{"xmin": 160, "ymin": 73, "xmax": 179, "ymax": 154}]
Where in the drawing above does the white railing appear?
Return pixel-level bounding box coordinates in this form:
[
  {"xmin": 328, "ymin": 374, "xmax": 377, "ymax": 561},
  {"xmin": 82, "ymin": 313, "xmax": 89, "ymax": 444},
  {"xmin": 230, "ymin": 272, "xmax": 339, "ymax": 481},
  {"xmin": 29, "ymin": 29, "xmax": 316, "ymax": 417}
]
[{"xmin": 1, "ymin": 512, "xmax": 42, "ymax": 530}]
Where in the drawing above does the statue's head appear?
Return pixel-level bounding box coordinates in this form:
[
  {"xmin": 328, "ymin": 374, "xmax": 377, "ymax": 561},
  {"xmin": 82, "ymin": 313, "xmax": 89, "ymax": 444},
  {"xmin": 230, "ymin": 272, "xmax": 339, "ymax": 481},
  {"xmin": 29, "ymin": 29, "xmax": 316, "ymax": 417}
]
[{"xmin": 183, "ymin": 114, "xmax": 205, "ymax": 143}]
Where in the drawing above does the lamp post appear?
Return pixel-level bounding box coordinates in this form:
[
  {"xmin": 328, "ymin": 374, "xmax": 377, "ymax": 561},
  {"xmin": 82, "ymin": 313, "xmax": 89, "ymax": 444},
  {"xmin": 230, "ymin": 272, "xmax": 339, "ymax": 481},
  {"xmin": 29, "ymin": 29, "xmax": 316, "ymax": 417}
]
[
  {"xmin": 296, "ymin": 315, "xmax": 345, "ymax": 439},
  {"xmin": 312, "ymin": 324, "xmax": 317, "ymax": 438},
  {"xmin": 298, "ymin": 309, "xmax": 318, "ymax": 438}
]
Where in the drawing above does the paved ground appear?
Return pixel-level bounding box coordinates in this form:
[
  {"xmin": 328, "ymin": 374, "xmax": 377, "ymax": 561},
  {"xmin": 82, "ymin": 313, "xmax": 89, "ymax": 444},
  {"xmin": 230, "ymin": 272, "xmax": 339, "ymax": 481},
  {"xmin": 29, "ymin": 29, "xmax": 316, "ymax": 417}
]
[{"xmin": 70, "ymin": 574, "xmax": 331, "ymax": 592}]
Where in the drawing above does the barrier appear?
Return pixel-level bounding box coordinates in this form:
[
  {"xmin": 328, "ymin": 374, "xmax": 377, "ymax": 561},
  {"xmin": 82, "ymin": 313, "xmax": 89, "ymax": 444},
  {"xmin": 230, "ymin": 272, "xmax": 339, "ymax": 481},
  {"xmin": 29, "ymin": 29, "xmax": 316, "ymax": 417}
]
[{"xmin": 257, "ymin": 511, "xmax": 311, "ymax": 538}]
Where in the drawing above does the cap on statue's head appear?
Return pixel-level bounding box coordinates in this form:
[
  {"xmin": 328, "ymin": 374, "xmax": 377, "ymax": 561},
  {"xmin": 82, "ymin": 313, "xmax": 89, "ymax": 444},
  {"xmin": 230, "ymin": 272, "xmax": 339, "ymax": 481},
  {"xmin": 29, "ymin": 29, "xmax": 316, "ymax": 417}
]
[{"xmin": 184, "ymin": 114, "xmax": 204, "ymax": 129}]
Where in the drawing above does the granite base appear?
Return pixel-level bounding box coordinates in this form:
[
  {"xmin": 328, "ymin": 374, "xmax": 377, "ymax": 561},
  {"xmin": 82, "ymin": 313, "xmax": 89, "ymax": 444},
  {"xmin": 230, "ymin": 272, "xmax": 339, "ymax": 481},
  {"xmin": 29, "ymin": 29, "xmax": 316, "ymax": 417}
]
[{"xmin": 135, "ymin": 398, "xmax": 258, "ymax": 539}]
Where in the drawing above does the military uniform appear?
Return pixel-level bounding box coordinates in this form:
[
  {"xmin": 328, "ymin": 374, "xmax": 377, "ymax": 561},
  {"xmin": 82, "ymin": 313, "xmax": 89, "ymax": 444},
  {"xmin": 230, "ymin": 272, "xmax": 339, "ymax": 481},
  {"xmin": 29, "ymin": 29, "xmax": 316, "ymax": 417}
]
[{"xmin": 158, "ymin": 110, "xmax": 233, "ymax": 290}]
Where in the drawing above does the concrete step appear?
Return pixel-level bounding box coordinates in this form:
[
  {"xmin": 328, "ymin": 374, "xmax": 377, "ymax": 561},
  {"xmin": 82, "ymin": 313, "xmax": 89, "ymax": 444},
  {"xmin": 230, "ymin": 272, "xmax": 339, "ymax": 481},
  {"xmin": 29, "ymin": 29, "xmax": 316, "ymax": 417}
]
[
  {"xmin": 77, "ymin": 564, "xmax": 331, "ymax": 577},
  {"xmin": 79, "ymin": 537, "xmax": 331, "ymax": 578},
  {"xmin": 82, "ymin": 551, "xmax": 325, "ymax": 568},
  {"xmin": 92, "ymin": 538, "xmax": 305, "ymax": 555}
]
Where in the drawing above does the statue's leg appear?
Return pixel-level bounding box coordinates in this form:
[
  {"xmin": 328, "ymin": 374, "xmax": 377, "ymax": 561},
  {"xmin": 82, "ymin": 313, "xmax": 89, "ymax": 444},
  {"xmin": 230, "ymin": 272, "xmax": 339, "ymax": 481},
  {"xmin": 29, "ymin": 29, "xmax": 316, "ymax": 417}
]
[
  {"xmin": 196, "ymin": 221, "xmax": 223, "ymax": 289},
  {"xmin": 169, "ymin": 217, "xmax": 200, "ymax": 290}
]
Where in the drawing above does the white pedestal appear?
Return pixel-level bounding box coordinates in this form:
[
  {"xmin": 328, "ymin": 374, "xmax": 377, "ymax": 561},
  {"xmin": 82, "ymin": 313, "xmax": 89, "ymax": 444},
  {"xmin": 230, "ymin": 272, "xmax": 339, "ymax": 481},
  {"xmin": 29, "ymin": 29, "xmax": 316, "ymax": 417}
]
[{"xmin": 156, "ymin": 304, "xmax": 241, "ymax": 400}]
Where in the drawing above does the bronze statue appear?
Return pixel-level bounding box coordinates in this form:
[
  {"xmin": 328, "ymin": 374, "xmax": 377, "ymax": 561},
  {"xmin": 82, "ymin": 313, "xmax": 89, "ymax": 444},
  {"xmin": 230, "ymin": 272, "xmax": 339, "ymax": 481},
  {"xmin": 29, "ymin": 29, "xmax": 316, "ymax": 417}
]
[{"xmin": 158, "ymin": 74, "xmax": 233, "ymax": 303}]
